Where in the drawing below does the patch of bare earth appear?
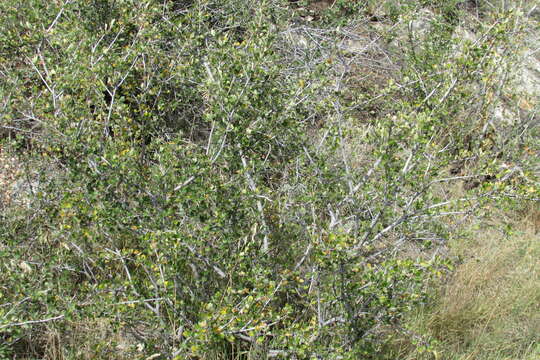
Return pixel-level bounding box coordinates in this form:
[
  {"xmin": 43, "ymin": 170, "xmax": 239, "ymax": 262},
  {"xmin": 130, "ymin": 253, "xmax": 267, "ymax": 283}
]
[{"xmin": 0, "ymin": 145, "xmax": 21, "ymax": 210}]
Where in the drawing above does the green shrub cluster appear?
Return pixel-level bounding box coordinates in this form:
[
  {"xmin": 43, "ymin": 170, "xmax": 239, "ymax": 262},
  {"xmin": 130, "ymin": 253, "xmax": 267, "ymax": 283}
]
[{"xmin": 0, "ymin": 0, "xmax": 537, "ymax": 359}]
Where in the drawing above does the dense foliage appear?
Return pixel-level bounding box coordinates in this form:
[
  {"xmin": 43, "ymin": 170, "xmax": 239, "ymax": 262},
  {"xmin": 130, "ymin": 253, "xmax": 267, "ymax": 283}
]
[{"xmin": 0, "ymin": 0, "xmax": 537, "ymax": 359}]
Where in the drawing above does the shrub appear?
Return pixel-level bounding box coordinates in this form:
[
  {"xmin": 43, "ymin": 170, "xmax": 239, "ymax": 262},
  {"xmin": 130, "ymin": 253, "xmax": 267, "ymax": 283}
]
[{"xmin": 0, "ymin": 0, "xmax": 537, "ymax": 359}]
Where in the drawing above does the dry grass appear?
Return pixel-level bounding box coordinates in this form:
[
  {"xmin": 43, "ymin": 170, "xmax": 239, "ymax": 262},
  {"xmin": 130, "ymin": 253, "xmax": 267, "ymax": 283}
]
[
  {"xmin": 57, "ymin": 319, "xmax": 145, "ymax": 360},
  {"xmin": 392, "ymin": 204, "xmax": 540, "ymax": 360},
  {"xmin": 5, "ymin": 319, "xmax": 146, "ymax": 360}
]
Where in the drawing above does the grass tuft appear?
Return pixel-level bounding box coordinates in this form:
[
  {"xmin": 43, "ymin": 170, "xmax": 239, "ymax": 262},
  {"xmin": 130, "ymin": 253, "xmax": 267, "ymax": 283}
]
[{"xmin": 393, "ymin": 205, "xmax": 540, "ymax": 360}]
